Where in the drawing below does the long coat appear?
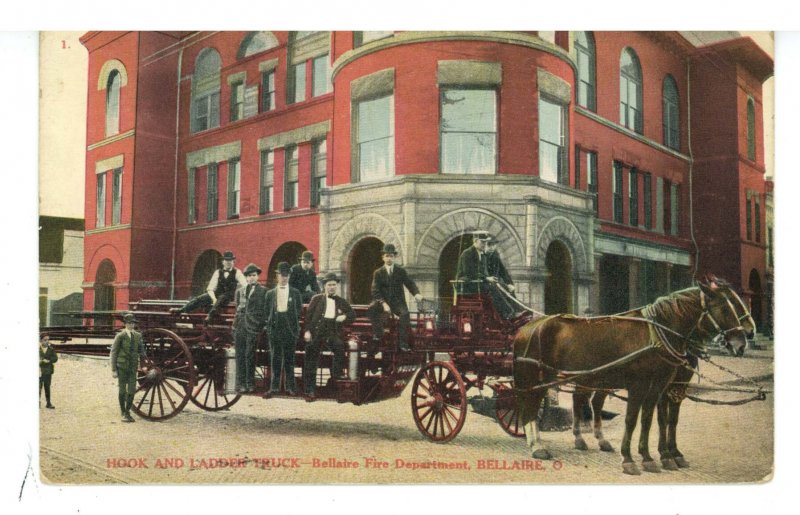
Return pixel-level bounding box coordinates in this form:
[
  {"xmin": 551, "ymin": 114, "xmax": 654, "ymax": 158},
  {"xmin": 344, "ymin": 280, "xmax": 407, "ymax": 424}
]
[
  {"xmin": 233, "ymin": 283, "xmax": 268, "ymax": 335},
  {"xmin": 110, "ymin": 330, "xmax": 146, "ymax": 374},
  {"xmin": 487, "ymin": 251, "xmax": 513, "ymax": 286},
  {"xmin": 289, "ymin": 264, "xmax": 320, "ymax": 301},
  {"xmin": 264, "ymin": 286, "xmax": 303, "ymax": 340},
  {"xmin": 370, "ymin": 265, "xmax": 420, "ymax": 311},
  {"xmin": 455, "ymin": 246, "xmax": 489, "ymax": 293},
  {"xmin": 304, "ymin": 293, "xmax": 355, "ymax": 340},
  {"xmin": 39, "ymin": 345, "xmax": 58, "ymax": 376}
]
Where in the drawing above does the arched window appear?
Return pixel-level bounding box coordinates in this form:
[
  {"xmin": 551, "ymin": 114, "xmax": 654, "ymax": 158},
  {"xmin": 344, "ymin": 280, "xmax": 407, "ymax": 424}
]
[
  {"xmin": 747, "ymin": 98, "xmax": 756, "ymax": 160},
  {"xmin": 191, "ymin": 48, "xmax": 221, "ymax": 133},
  {"xmin": 574, "ymin": 31, "xmax": 596, "ymax": 111},
  {"xmin": 662, "ymin": 75, "xmax": 680, "ymax": 150},
  {"xmin": 620, "ymin": 48, "xmax": 643, "ymax": 133},
  {"xmin": 105, "ymin": 70, "xmax": 121, "ymax": 137},
  {"xmin": 237, "ymin": 31, "xmax": 279, "ymax": 59}
]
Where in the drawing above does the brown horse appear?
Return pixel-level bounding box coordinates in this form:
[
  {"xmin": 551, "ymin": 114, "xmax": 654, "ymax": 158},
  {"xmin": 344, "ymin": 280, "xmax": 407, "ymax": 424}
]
[
  {"xmin": 570, "ymin": 278, "xmax": 756, "ymax": 471},
  {"xmin": 513, "ymin": 278, "xmax": 751, "ymax": 474}
]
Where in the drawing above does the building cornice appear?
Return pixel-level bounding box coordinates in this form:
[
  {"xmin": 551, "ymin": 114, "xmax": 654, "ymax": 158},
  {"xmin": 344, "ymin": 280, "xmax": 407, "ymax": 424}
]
[
  {"xmin": 86, "ymin": 223, "xmax": 131, "ymax": 235},
  {"xmin": 332, "ymin": 31, "xmax": 575, "ymax": 82}
]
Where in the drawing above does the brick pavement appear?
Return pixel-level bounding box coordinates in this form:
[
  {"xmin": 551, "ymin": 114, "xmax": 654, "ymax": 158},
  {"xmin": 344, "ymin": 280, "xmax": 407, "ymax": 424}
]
[{"xmin": 38, "ymin": 349, "xmax": 773, "ymax": 485}]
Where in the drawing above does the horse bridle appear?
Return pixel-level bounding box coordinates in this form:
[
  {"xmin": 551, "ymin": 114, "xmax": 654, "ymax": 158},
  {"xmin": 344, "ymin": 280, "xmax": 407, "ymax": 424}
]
[{"xmin": 691, "ymin": 289, "xmax": 754, "ymax": 351}]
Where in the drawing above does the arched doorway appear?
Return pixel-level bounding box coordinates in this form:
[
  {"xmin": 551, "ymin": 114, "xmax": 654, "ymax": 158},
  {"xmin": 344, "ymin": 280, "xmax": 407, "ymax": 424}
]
[
  {"xmin": 191, "ymin": 249, "xmax": 222, "ymax": 296},
  {"xmin": 544, "ymin": 240, "xmax": 573, "ymax": 314},
  {"xmin": 267, "ymin": 241, "xmax": 307, "ymax": 288},
  {"xmin": 438, "ymin": 234, "xmax": 474, "ymax": 313},
  {"xmin": 94, "ymin": 259, "xmax": 117, "ymax": 326},
  {"xmin": 748, "ymin": 269, "xmax": 762, "ymax": 330},
  {"xmin": 347, "ymin": 237, "xmax": 384, "ymax": 304},
  {"xmin": 599, "ymin": 254, "xmax": 629, "ymax": 314}
]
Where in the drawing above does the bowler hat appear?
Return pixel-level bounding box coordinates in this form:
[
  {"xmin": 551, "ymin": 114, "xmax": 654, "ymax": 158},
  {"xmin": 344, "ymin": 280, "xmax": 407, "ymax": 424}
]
[
  {"xmin": 243, "ymin": 263, "xmax": 262, "ymax": 275},
  {"xmin": 123, "ymin": 313, "xmax": 137, "ymax": 324},
  {"xmin": 276, "ymin": 261, "xmax": 292, "ymax": 276},
  {"xmin": 486, "ymin": 234, "xmax": 499, "ymax": 244},
  {"xmin": 300, "ymin": 251, "xmax": 315, "ymax": 262},
  {"xmin": 381, "ymin": 243, "xmax": 398, "ymax": 256},
  {"xmin": 321, "ymin": 272, "xmax": 340, "ymax": 284},
  {"xmin": 222, "ymin": 251, "xmax": 236, "ymax": 261}
]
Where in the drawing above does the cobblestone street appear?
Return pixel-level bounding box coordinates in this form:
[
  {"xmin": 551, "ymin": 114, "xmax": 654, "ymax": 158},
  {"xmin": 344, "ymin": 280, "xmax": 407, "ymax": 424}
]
[{"xmin": 38, "ymin": 348, "xmax": 773, "ymax": 486}]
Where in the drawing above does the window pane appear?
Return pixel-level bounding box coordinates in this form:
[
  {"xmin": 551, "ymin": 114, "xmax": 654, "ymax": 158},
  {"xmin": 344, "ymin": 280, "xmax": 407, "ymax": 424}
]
[
  {"xmin": 106, "ymin": 72, "xmax": 120, "ymax": 137},
  {"xmin": 539, "ymin": 99, "xmax": 562, "ymax": 144},
  {"xmin": 312, "ymin": 54, "xmax": 330, "ymax": 97},
  {"xmin": 359, "ymin": 137, "xmax": 394, "ymax": 181},
  {"xmin": 293, "ymin": 63, "xmax": 306, "ymax": 103},
  {"xmin": 112, "ymin": 168, "xmax": 122, "ymax": 225},
  {"xmin": 442, "ymin": 133, "xmax": 496, "ymax": 175},
  {"xmin": 96, "ymin": 173, "xmax": 106, "ymax": 228},
  {"xmin": 358, "ymin": 95, "xmax": 393, "ymax": 141},
  {"xmin": 441, "ymin": 90, "xmax": 495, "ymax": 133},
  {"xmin": 538, "ymin": 98, "xmax": 565, "ymax": 183}
]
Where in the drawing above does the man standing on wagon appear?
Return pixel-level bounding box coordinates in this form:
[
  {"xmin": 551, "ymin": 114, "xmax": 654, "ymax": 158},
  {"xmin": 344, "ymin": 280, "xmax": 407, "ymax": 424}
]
[
  {"xmin": 232, "ymin": 263, "xmax": 268, "ymax": 393},
  {"xmin": 289, "ymin": 250, "xmax": 320, "ymax": 304},
  {"xmin": 264, "ymin": 262, "xmax": 303, "ymax": 396},
  {"xmin": 302, "ymin": 273, "xmax": 356, "ymax": 399},
  {"xmin": 485, "ymin": 234, "xmax": 517, "ymax": 319},
  {"xmin": 110, "ymin": 313, "xmax": 146, "ymax": 423},
  {"xmin": 366, "ymin": 243, "xmax": 423, "ymax": 352},
  {"xmin": 172, "ymin": 250, "xmax": 246, "ymax": 322}
]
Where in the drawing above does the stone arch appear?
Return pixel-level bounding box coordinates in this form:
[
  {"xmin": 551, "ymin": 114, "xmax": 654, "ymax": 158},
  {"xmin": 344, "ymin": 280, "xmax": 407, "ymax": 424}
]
[
  {"xmin": 536, "ymin": 216, "xmax": 588, "ymax": 273},
  {"xmin": 238, "ymin": 31, "xmax": 279, "ymax": 59},
  {"xmin": 327, "ymin": 213, "xmax": 403, "ymax": 268},
  {"xmin": 97, "ymin": 59, "xmax": 129, "ymax": 90},
  {"xmin": 415, "ymin": 208, "xmax": 524, "ymax": 269}
]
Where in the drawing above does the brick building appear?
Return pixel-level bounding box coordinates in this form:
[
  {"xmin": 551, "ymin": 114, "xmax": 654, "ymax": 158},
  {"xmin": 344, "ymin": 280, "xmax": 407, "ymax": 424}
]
[{"xmin": 79, "ymin": 31, "xmax": 773, "ymax": 326}]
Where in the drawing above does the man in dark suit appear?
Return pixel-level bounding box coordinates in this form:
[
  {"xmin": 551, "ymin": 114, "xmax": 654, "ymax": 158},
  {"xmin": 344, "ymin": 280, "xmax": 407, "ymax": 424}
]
[
  {"xmin": 232, "ymin": 263, "xmax": 268, "ymax": 393},
  {"xmin": 366, "ymin": 243, "xmax": 423, "ymax": 352},
  {"xmin": 485, "ymin": 235, "xmax": 516, "ymax": 319},
  {"xmin": 302, "ymin": 273, "xmax": 355, "ymax": 400},
  {"xmin": 110, "ymin": 313, "xmax": 146, "ymax": 423},
  {"xmin": 173, "ymin": 250, "xmax": 247, "ymax": 322},
  {"xmin": 455, "ymin": 231, "xmax": 490, "ymax": 294},
  {"xmin": 264, "ymin": 262, "xmax": 303, "ymax": 395},
  {"xmin": 289, "ymin": 250, "xmax": 320, "ymax": 304}
]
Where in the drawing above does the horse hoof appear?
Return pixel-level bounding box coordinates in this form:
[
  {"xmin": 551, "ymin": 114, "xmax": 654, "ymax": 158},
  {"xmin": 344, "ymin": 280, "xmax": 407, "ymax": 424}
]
[
  {"xmin": 532, "ymin": 449, "xmax": 553, "ymax": 460},
  {"xmin": 642, "ymin": 460, "xmax": 661, "ymax": 473},
  {"xmin": 674, "ymin": 456, "xmax": 690, "ymax": 468},
  {"xmin": 599, "ymin": 440, "xmax": 615, "ymax": 452},
  {"xmin": 661, "ymin": 458, "xmax": 679, "ymax": 471},
  {"xmin": 622, "ymin": 462, "xmax": 641, "ymax": 475},
  {"xmin": 575, "ymin": 438, "xmax": 588, "ymax": 451}
]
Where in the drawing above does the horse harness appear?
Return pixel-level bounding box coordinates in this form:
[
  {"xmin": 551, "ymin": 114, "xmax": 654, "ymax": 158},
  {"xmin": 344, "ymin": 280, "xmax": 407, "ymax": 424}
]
[{"xmin": 514, "ymin": 289, "xmax": 750, "ymax": 394}]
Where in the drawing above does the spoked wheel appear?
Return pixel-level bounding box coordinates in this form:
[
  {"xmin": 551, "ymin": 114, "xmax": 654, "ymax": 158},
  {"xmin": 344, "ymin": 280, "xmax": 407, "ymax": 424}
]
[
  {"xmin": 132, "ymin": 328, "xmax": 195, "ymax": 421},
  {"xmin": 190, "ymin": 352, "xmax": 241, "ymax": 411},
  {"xmin": 411, "ymin": 361, "xmax": 467, "ymax": 443},
  {"xmin": 495, "ymin": 382, "xmax": 525, "ymax": 437}
]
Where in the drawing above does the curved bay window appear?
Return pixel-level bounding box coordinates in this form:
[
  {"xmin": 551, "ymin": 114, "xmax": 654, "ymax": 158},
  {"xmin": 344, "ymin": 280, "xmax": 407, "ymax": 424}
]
[
  {"xmin": 574, "ymin": 31, "xmax": 596, "ymax": 111},
  {"xmin": 440, "ymin": 88, "xmax": 497, "ymax": 175},
  {"xmin": 620, "ymin": 48, "xmax": 643, "ymax": 133},
  {"xmin": 354, "ymin": 93, "xmax": 395, "ymax": 182},
  {"xmin": 538, "ymin": 96, "xmax": 567, "ymax": 184}
]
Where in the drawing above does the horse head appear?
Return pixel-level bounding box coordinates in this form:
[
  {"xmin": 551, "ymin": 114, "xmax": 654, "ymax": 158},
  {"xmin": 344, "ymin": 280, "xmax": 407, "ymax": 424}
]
[{"xmin": 697, "ymin": 275, "xmax": 755, "ymax": 357}]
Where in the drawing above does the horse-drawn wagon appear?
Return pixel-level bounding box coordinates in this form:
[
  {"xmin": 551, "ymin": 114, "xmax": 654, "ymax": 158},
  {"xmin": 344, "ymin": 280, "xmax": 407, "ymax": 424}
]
[{"xmin": 45, "ymin": 287, "xmax": 532, "ymax": 443}]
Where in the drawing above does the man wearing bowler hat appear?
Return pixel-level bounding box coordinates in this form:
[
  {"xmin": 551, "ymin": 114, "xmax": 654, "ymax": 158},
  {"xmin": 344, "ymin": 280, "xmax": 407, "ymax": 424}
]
[
  {"xmin": 303, "ymin": 272, "xmax": 355, "ymax": 399},
  {"xmin": 366, "ymin": 243, "xmax": 423, "ymax": 352},
  {"xmin": 174, "ymin": 250, "xmax": 246, "ymax": 322},
  {"xmin": 232, "ymin": 263, "xmax": 268, "ymax": 392},
  {"xmin": 289, "ymin": 250, "xmax": 321, "ymax": 304},
  {"xmin": 110, "ymin": 312, "xmax": 146, "ymax": 423},
  {"xmin": 264, "ymin": 262, "xmax": 303, "ymax": 395}
]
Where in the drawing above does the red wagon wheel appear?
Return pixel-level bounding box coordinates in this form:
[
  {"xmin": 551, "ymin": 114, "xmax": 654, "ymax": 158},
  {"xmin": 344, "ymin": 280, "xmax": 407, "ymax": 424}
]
[
  {"xmin": 190, "ymin": 352, "xmax": 241, "ymax": 411},
  {"xmin": 411, "ymin": 361, "xmax": 467, "ymax": 443},
  {"xmin": 494, "ymin": 382, "xmax": 525, "ymax": 437},
  {"xmin": 132, "ymin": 328, "xmax": 195, "ymax": 421}
]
